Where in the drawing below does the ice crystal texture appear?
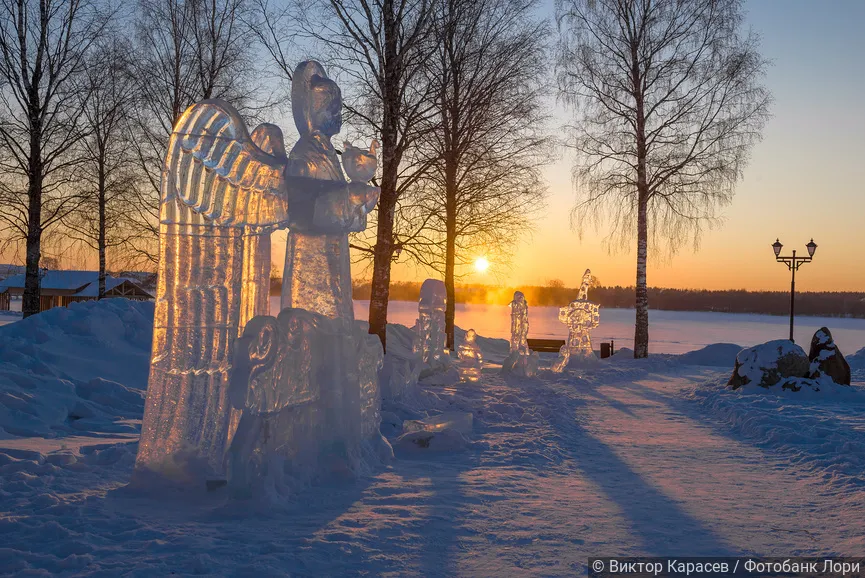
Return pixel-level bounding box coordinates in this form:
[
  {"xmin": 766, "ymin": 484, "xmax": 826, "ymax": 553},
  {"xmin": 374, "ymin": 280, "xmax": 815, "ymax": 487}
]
[
  {"xmin": 225, "ymin": 309, "xmax": 391, "ymax": 497},
  {"xmin": 280, "ymin": 61, "xmax": 379, "ymax": 323},
  {"xmin": 458, "ymin": 329, "xmax": 483, "ymax": 382},
  {"xmin": 552, "ymin": 269, "xmax": 600, "ymax": 373}
]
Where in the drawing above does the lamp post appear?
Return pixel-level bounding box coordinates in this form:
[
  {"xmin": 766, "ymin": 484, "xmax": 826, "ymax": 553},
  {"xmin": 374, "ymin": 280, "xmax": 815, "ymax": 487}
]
[{"xmin": 772, "ymin": 238, "xmax": 817, "ymax": 343}]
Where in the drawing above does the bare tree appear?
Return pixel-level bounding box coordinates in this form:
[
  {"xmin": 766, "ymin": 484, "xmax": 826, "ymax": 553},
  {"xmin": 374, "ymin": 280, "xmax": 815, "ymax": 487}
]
[
  {"xmin": 0, "ymin": 0, "xmax": 111, "ymax": 317},
  {"xmin": 416, "ymin": 0, "xmax": 550, "ymax": 349},
  {"xmin": 66, "ymin": 36, "xmax": 140, "ymax": 298},
  {"xmin": 271, "ymin": 0, "xmax": 439, "ymax": 351},
  {"xmin": 126, "ymin": 0, "xmax": 257, "ymax": 264},
  {"xmin": 556, "ymin": 0, "xmax": 771, "ymax": 357}
]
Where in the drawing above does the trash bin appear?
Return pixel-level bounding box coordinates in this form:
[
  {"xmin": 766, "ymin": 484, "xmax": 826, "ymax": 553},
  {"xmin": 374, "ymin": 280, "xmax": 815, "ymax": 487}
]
[{"xmin": 600, "ymin": 342, "xmax": 611, "ymax": 359}]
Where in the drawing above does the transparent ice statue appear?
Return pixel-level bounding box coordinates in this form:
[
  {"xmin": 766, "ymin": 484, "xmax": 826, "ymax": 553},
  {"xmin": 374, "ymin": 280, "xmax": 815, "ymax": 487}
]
[
  {"xmin": 552, "ymin": 269, "xmax": 600, "ymax": 373},
  {"xmin": 501, "ymin": 291, "xmax": 539, "ymax": 378},
  {"xmin": 457, "ymin": 329, "xmax": 483, "ymax": 382}
]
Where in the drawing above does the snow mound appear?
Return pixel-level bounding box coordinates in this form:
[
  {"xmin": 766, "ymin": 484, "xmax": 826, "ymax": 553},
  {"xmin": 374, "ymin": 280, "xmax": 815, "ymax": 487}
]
[
  {"xmin": 609, "ymin": 347, "xmax": 634, "ymax": 359},
  {"xmin": 0, "ymin": 299, "xmax": 152, "ymax": 439},
  {"xmin": 849, "ymin": 347, "xmax": 865, "ymax": 370},
  {"xmin": 689, "ymin": 378, "xmax": 865, "ymax": 486},
  {"xmin": 677, "ymin": 343, "xmax": 742, "ymax": 367}
]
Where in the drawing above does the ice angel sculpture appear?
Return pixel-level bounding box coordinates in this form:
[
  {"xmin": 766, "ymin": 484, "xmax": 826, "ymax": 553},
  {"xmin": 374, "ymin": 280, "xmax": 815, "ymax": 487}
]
[
  {"xmin": 552, "ymin": 269, "xmax": 600, "ymax": 373},
  {"xmin": 136, "ymin": 81, "xmax": 379, "ymax": 481},
  {"xmin": 502, "ymin": 291, "xmax": 538, "ymax": 378}
]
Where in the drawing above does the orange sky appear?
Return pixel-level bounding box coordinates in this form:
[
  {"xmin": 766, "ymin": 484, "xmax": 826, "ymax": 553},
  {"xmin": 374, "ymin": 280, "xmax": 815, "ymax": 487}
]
[
  {"xmin": 353, "ymin": 0, "xmax": 865, "ymax": 293},
  {"xmin": 6, "ymin": 1, "xmax": 863, "ymax": 293}
]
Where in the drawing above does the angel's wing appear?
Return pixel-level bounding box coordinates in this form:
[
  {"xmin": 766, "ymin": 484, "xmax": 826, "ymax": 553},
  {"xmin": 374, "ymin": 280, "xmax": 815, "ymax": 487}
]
[{"xmin": 161, "ymin": 100, "xmax": 288, "ymax": 227}]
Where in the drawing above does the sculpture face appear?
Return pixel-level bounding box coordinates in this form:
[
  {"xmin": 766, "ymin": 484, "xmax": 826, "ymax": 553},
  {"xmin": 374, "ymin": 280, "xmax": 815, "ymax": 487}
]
[{"xmin": 309, "ymin": 75, "xmax": 342, "ymax": 136}]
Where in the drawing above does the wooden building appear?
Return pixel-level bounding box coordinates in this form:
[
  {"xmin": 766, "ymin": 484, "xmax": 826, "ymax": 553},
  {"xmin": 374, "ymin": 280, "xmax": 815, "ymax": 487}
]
[{"xmin": 0, "ymin": 271, "xmax": 154, "ymax": 313}]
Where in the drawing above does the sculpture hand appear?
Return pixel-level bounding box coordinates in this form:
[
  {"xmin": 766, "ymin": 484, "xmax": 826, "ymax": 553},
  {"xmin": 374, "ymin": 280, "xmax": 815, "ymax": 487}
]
[{"xmin": 348, "ymin": 181, "xmax": 380, "ymax": 214}]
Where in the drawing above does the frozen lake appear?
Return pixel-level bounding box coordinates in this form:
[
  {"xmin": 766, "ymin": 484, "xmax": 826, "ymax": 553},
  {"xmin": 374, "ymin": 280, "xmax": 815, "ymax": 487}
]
[
  {"xmin": 340, "ymin": 299, "xmax": 865, "ymax": 355},
  {"xmin": 3, "ymin": 296, "xmax": 863, "ymax": 355}
]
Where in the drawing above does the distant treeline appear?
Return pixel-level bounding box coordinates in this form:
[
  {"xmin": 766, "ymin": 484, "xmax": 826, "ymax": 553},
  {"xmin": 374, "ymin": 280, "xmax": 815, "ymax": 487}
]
[{"xmin": 345, "ymin": 280, "xmax": 865, "ymax": 318}]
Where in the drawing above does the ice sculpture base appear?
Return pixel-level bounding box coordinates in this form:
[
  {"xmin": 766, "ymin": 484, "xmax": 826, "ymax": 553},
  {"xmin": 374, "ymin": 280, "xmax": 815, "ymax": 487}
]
[
  {"xmin": 551, "ymin": 348, "xmax": 600, "ymax": 373},
  {"xmin": 501, "ymin": 350, "xmax": 539, "ymax": 378},
  {"xmin": 226, "ymin": 308, "xmax": 390, "ymax": 499},
  {"xmin": 419, "ymin": 362, "xmax": 461, "ymax": 386}
]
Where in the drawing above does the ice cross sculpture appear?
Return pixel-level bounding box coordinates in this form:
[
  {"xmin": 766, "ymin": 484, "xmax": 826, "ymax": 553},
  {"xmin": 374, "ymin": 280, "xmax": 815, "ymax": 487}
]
[
  {"xmin": 458, "ymin": 329, "xmax": 483, "ymax": 382},
  {"xmin": 502, "ymin": 291, "xmax": 539, "ymax": 377},
  {"xmin": 552, "ymin": 269, "xmax": 600, "ymax": 373},
  {"xmin": 414, "ymin": 279, "xmax": 448, "ymax": 367},
  {"xmin": 136, "ymin": 63, "xmax": 380, "ymax": 481}
]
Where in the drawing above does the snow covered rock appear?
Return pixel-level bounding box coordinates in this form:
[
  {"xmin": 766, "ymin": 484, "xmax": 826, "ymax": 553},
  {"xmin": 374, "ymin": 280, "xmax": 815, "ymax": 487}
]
[
  {"xmin": 728, "ymin": 340, "xmax": 809, "ymax": 389},
  {"xmin": 807, "ymin": 327, "xmax": 851, "ymax": 385}
]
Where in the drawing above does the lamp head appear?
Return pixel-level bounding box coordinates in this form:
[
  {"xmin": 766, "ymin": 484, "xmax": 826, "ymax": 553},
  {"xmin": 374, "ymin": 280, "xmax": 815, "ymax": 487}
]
[
  {"xmin": 772, "ymin": 239, "xmax": 783, "ymax": 258},
  {"xmin": 806, "ymin": 239, "xmax": 817, "ymax": 258}
]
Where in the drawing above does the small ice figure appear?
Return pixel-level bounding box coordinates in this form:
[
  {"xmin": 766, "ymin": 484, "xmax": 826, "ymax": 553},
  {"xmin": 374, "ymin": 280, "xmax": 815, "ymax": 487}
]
[
  {"xmin": 509, "ymin": 291, "xmax": 529, "ymax": 354},
  {"xmin": 457, "ymin": 329, "xmax": 483, "ymax": 382},
  {"xmin": 343, "ymin": 140, "xmax": 378, "ymax": 182},
  {"xmin": 552, "ymin": 269, "xmax": 600, "ymax": 373},
  {"xmin": 414, "ymin": 279, "xmax": 449, "ymax": 368},
  {"xmin": 502, "ymin": 291, "xmax": 539, "ymax": 378}
]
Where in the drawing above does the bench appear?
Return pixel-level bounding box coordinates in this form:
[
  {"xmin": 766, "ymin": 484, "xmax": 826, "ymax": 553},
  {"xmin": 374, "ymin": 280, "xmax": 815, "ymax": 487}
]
[{"xmin": 526, "ymin": 338, "xmax": 565, "ymax": 353}]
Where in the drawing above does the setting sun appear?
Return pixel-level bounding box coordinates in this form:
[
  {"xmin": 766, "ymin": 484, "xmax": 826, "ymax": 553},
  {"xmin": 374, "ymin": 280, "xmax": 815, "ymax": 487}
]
[{"xmin": 474, "ymin": 256, "xmax": 490, "ymax": 273}]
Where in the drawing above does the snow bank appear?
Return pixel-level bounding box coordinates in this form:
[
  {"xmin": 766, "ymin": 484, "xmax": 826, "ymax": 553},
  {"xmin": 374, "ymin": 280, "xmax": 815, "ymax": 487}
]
[
  {"xmin": 676, "ymin": 343, "xmax": 742, "ymax": 367},
  {"xmin": 849, "ymin": 347, "xmax": 865, "ymax": 370},
  {"xmin": 689, "ymin": 378, "xmax": 865, "ymax": 487},
  {"xmin": 0, "ymin": 299, "xmax": 152, "ymax": 439}
]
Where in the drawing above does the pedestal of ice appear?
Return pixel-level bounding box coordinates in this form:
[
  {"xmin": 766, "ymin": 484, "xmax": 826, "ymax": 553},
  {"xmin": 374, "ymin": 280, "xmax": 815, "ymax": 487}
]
[
  {"xmin": 501, "ymin": 291, "xmax": 539, "ymax": 378},
  {"xmin": 226, "ymin": 309, "xmax": 390, "ymax": 498}
]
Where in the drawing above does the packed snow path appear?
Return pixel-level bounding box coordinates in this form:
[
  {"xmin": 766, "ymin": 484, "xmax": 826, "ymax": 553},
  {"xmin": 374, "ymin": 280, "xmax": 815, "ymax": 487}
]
[{"xmin": 3, "ymin": 358, "xmax": 864, "ymax": 576}]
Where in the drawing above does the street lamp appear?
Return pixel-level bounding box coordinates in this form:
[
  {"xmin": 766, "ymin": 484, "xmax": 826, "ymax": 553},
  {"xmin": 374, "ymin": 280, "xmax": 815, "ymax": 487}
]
[{"xmin": 772, "ymin": 238, "xmax": 817, "ymax": 343}]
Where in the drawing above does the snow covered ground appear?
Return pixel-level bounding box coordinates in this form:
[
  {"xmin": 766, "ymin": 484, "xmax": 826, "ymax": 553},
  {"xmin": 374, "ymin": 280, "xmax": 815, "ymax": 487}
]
[{"xmin": 1, "ymin": 299, "xmax": 864, "ymax": 575}]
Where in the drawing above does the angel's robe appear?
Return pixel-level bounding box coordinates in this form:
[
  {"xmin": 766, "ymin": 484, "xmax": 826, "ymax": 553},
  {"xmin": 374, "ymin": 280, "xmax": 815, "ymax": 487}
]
[{"xmin": 281, "ymin": 132, "xmax": 356, "ymax": 327}]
